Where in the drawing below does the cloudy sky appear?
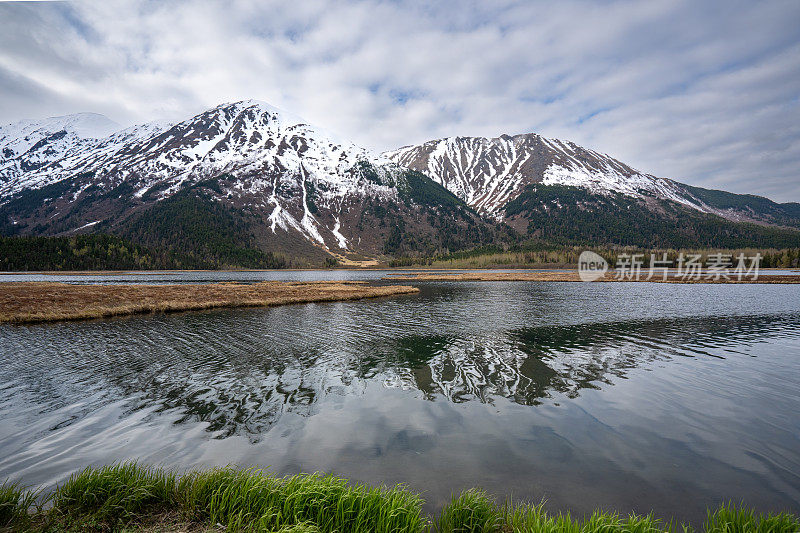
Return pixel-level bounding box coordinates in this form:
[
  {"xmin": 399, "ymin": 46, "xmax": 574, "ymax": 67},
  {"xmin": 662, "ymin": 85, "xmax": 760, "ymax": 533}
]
[{"xmin": 1, "ymin": 0, "xmax": 799, "ymax": 201}]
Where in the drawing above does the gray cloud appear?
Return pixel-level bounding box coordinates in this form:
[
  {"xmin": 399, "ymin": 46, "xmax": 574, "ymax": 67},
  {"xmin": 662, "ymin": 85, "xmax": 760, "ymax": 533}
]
[{"xmin": 1, "ymin": 0, "xmax": 798, "ymax": 201}]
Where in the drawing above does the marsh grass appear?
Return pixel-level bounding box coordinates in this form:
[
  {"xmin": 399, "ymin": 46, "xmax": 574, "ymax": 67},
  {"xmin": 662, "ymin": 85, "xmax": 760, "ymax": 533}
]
[
  {"xmin": 0, "ymin": 479, "xmax": 39, "ymax": 528},
  {"xmin": 53, "ymin": 462, "xmax": 179, "ymax": 523},
  {"xmin": 435, "ymin": 489, "xmax": 504, "ymax": 532},
  {"xmin": 5, "ymin": 463, "xmax": 800, "ymax": 532},
  {"xmin": 436, "ymin": 492, "xmax": 668, "ymax": 533},
  {"xmin": 189, "ymin": 467, "xmax": 424, "ymax": 532},
  {"xmin": 703, "ymin": 503, "xmax": 800, "ymax": 533},
  {"xmin": 47, "ymin": 463, "xmax": 425, "ymax": 532}
]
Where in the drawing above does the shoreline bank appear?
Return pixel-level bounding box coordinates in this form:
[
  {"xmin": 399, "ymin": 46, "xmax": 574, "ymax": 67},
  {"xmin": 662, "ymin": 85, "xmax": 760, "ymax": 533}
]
[{"xmin": 2, "ymin": 463, "xmax": 798, "ymax": 532}]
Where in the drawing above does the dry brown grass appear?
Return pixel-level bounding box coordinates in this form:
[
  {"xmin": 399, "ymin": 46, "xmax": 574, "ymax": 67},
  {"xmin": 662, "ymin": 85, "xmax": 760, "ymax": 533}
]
[
  {"xmin": 0, "ymin": 281, "xmax": 419, "ymax": 324},
  {"xmin": 385, "ymin": 271, "xmax": 800, "ymax": 283},
  {"xmin": 28, "ymin": 509, "xmax": 222, "ymax": 533}
]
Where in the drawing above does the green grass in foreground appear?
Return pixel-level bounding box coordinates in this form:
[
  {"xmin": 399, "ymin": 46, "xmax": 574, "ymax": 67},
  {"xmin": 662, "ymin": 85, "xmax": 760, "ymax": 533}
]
[
  {"xmin": 2, "ymin": 463, "xmax": 799, "ymax": 532},
  {"xmin": 1, "ymin": 479, "xmax": 39, "ymax": 530}
]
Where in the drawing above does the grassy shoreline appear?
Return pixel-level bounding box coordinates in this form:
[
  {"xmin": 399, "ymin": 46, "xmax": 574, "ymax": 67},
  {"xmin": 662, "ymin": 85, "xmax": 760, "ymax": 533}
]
[
  {"xmin": 2, "ymin": 463, "xmax": 798, "ymax": 532},
  {"xmin": 0, "ymin": 281, "xmax": 419, "ymax": 324},
  {"xmin": 385, "ymin": 271, "xmax": 800, "ymax": 283}
]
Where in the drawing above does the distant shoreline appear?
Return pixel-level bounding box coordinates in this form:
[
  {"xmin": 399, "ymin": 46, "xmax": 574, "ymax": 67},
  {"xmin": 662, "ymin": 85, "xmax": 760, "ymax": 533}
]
[
  {"xmin": 0, "ymin": 266, "xmax": 796, "ymax": 275},
  {"xmin": 385, "ymin": 271, "xmax": 800, "ymax": 283},
  {"xmin": 0, "ymin": 265, "xmax": 574, "ymax": 274}
]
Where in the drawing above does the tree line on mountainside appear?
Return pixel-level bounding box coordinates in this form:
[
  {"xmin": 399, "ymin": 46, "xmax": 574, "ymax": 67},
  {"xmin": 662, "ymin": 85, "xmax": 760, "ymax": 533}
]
[
  {"xmin": 2, "ymin": 182, "xmax": 799, "ymax": 271},
  {"xmin": 119, "ymin": 188, "xmax": 288, "ymax": 269},
  {"xmin": 504, "ymin": 184, "xmax": 800, "ymax": 249},
  {"xmin": 0, "ymin": 187, "xmax": 290, "ymax": 271},
  {"xmin": 0, "ymin": 234, "xmax": 180, "ymax": 271}
]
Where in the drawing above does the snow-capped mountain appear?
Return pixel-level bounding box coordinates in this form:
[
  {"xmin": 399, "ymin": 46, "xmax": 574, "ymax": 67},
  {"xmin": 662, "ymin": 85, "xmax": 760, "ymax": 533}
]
[
  {"xmin": 384, "ymin": 134, "xmax": 684, "ymax": 215},
  {"xmin": 383, "ymin": 133, "xmax": 800, "ymax": 227},
  {"xmin": 2, "ymin": 104, "xmax": 797, "ymax": 266},
  {"xmin": 0, "ymin": 101, "xmax": 491, "ymax": 263},
  {"xmin": 0, "ymin": 112, "xmax": 122, "ymax": 183}
]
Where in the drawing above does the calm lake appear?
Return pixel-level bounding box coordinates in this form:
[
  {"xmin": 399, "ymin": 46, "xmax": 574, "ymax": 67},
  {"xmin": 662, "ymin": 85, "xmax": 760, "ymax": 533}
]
[{"xmin": 1, "ymin": 270, "xmax": 799, "ymax": 524}]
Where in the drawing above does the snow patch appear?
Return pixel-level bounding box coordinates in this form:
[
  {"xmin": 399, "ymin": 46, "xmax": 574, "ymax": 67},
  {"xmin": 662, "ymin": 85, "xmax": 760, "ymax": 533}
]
[
  {"xmin": 74, "ymin": 220, "xmax": 100, "ymax": 231},
  {"xmin": 331, "ymin": 217, "xmax": 348, "ymax": 249}
]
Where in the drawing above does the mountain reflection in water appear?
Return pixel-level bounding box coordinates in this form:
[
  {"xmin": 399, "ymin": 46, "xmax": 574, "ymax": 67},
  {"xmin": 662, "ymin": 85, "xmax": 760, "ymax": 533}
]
[
  {"xmin": 3, "ymin": 311, "xmax": 796, "ymax": 440},
  {"xmin": 387, "ymin": 313, "xmax": 799, "ymax": 405}
]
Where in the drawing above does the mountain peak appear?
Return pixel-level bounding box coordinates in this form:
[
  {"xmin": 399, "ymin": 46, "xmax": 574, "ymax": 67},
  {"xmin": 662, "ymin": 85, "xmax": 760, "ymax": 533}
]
[
  {"xmin": 1, "ymin": 102, "xmax": 798, "ymax": 263},
  {"xmin": 384, "ymin": 133, "xmax": 698, "ymax": 215},
  {"xmin": 211, "ymin": 99, "xmax": 308, "ymax": 126},
  {"xmin": 2, "ymin": 112, "xmax": 122, "ymax": 140}
]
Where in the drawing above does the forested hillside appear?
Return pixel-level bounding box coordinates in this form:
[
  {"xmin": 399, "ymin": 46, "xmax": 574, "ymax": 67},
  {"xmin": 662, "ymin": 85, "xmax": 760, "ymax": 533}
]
[
  {"xmin": 505, "ymin": 184, "xmax": 800, "ymax": 249},
  {"xmin": 118, "ymin": 188, "xmax": 288, "ymax": 269},
  {"xmin": 0, "ymin": 230, "xmax": 289, "ymax": 272},
  {"xmin": 0, "ymin": 235, "xmax": 179, "ymax": 271}
]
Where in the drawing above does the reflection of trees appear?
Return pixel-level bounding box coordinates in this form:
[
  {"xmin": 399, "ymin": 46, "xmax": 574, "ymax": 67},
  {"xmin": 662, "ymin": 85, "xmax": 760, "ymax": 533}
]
[{"xmin": 384, "ymin": 313, "xmax": 800, "ymax": 406}]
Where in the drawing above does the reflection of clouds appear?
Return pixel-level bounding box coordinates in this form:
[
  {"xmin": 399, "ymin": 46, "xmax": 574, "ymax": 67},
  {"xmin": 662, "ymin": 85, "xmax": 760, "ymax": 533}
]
[{"xmin": 0, "ymin": 313, "xmax": 370, "ymax": 444}]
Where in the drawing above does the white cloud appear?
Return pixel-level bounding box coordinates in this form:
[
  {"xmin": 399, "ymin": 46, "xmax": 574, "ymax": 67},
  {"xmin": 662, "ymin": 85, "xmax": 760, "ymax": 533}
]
[{"xmin": 0, "ymin": 0, "xmax": 798, "ymax": 201}]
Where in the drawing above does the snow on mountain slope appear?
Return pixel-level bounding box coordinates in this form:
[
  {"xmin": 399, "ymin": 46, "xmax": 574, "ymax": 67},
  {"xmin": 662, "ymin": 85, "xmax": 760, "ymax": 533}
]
[
  {"xmin": 0, "ymin": 101, "xmax": 452, "ymax": 254},
  {"xmin": 0, "ymin": 113, "xmax": 123, "ymax": 183},
  {"xmin": 384, "ymin": 133, "xmax": 707, "ymax": 217},
  {"xmin": 6, "ymin": 103, "xmax": 793, "ymax": 259},
  {"xmin": 0, "ymin": 112, "xmax": 121, "ymax": 148}
]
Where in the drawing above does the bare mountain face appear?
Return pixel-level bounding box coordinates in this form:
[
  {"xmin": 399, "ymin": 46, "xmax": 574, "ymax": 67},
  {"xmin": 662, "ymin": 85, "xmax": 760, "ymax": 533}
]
[
  {"xmin": 0, "ymin": 102, "xmax": 496, "ymax": 265},
  {"xmin": 384, "ymin": 134, "xmax": 800, "ymax": 229}
]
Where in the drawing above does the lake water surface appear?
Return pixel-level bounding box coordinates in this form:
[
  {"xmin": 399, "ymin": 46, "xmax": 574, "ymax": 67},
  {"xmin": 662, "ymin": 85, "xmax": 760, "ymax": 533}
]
[{"xmin": 1, "ymin": 271, "xmax": 799, "ymax": 524}]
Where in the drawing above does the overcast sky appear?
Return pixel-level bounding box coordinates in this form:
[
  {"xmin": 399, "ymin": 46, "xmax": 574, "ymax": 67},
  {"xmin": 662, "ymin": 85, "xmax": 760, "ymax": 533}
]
[{"xmin": 1, "ymin": 0, "xmax": 799, "ymax": 202}]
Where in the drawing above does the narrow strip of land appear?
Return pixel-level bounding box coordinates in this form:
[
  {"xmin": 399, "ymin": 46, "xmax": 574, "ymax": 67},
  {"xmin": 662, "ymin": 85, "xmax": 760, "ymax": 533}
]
[
  {"xmin": 385, "ymin": 271, "xmax": 800, "ymax": 283},
  {"xmin": 0, "ymin": 281, "xmax": 419, "ymax": 323}
]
